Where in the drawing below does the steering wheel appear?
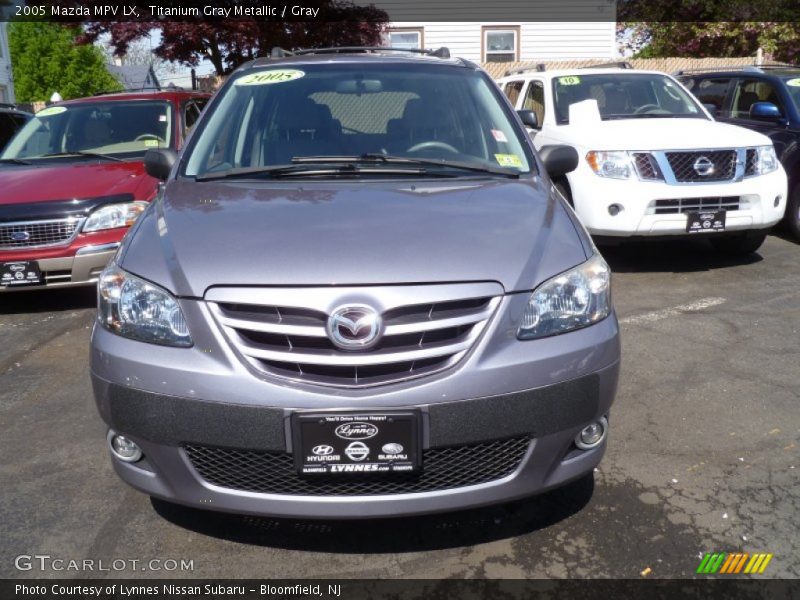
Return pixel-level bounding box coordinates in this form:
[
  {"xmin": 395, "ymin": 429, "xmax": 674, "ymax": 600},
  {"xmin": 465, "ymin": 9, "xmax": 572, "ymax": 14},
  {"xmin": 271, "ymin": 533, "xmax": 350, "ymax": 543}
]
[
  {"xmin": 406, "ymin": 141, "xmax": 459, "ymax": 154},
  {"xmin": 135, "ymin": 133, "xmax": 166, "ymax": 143},
  {"xmin": 633, "ymin": 104, "xmax": 663, "ymax": 115}
]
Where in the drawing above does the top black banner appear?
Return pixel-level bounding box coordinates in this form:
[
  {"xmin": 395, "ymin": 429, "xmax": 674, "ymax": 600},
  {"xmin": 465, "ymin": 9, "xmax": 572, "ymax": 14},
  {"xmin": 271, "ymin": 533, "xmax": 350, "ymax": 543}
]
[{"xmin": 2, "ymin": 0, "xmax": 800, "ymax": 22}]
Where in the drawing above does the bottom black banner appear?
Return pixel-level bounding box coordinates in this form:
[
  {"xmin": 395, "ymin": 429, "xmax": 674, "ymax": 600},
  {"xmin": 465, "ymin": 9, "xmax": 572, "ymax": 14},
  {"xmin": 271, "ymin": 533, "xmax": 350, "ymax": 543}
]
[{"xmin": 2, "ymin": 579, "xmax": 799, "ymax": 600}]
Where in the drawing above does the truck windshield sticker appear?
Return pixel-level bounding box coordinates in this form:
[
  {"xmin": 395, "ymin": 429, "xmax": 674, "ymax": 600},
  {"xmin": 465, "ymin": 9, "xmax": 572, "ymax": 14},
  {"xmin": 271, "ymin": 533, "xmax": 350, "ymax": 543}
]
[
  {"xmin": 495, "ymin": 153, "xmax": 523, "ymax": 168},
  {"xmin": 36, "ymin": 106, "xmax": 67, "ymax": 117},
  {"xmin": 235, "ymin": 70, "xmax": 305, "ymax": 86},
  {"xmin": 786, "ymin": 78, "xmax": 800, "ymax": 87},
  {"xmin": 558, "ymin": 76, "xmax": 581, "ymax": 86}
]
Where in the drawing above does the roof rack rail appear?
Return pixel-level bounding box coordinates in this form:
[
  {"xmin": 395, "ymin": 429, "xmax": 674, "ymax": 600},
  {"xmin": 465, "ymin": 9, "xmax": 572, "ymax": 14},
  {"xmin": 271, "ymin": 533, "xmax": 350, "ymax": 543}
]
[
  {"xmin": 582, "ymin": 61, "xmax": 634, "ymax": 70},
  {"xmin": 503, "ymin": 63, "xmax": 547, "ymax": 76},
  {"xmin": 673, "ymin": 62, "xmax": 800, "ymax": 76},
  {"xmin": 271, "ymin": 46, "xmax": 451, "ymax": 59}
]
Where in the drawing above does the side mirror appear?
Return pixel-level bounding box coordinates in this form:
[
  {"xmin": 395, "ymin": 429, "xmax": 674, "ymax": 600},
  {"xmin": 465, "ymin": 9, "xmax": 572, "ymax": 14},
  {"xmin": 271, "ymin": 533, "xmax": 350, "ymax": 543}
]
[
  {"xmin": 517, "ymin": 109, "xmax": 539, "ymax": 130},
  {"xmin": 749, "ymin": 101, "xmax": 782, "ymax": 120},
  {"xmin": 144, "ymin": 148, "xmax": 177, "ymax": 181},
  {"xmin": 539, "ymin": 145, "xmax": 579, "ymax": 179}
]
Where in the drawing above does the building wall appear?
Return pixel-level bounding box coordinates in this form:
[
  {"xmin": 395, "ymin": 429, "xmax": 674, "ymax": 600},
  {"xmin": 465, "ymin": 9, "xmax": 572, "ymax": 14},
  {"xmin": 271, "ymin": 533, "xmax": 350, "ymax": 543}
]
[
  {"xmin": 386, "ymin": 22, "xmax": 616, "ymax": 62},
  {"xmin": 0, "ymin": 23, "xmax": 15, "ymax": 103}
]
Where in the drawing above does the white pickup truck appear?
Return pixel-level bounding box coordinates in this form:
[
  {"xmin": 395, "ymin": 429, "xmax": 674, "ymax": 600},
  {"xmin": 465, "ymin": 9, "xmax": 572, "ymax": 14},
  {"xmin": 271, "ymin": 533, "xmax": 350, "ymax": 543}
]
[{"xmin": 498, "ymin": 66, "xmax": 787, "ymax": 255}]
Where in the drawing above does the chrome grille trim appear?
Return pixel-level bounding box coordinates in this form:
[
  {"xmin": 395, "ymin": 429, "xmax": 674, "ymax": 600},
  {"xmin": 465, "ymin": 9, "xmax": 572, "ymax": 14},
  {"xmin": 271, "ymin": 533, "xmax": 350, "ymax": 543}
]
[
  {"xmin": 206, "ymin": 283, "xmax": 503, "ymax": 388},
  {"xmin": 0, "ymin": 218, "xmax": 84, "ymax": 250},
  {"xmin": 631, "ymin": 149, "xmax": 748, "ymax": 185}
]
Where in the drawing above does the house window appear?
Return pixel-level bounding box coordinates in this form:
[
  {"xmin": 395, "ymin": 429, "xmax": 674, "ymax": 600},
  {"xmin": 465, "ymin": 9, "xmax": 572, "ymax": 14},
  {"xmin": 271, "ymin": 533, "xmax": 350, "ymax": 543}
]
[
  {"xmin": 483, "ymin": 27, "xmax": 519, "ymax": 62},
  {"xmin": 387, "ymin": 29, "xmax": 423, "ymax": 50}
]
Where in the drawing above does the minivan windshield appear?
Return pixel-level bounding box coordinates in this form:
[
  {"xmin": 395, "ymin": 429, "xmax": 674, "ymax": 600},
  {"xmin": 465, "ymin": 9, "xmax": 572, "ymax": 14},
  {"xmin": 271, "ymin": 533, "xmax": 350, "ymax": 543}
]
[
  {"xmin": 553, "ymin": 73, "xmax": 706, "ymax": 124},
  {"xmin": 1, "ymin": 100, "xmax": 173, "ymax": 161},
  {"xmin": 184, "ymin": 62, "xmax": 532, "ymax": 178}
]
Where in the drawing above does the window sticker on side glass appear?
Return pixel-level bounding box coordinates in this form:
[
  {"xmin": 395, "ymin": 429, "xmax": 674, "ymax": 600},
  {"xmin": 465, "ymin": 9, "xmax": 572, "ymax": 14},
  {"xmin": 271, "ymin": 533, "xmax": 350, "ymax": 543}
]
[
  {"xmin": 495, "ymin": 153, "xmax": 523, "ymax": 168},
  {"xmin": 786, "ymin": 78, "xmax": 800, "ymax": 87},
  {"xmin": 558, "ymin": 76, "xmax": 581, "ymax": 86},
  {"xmin": 36, "ymin": 106, "xmax": 67, "ymax": 117},
  {"xmin": 234, "ymin": 70, "xmax": 305, "ymax": 86}
]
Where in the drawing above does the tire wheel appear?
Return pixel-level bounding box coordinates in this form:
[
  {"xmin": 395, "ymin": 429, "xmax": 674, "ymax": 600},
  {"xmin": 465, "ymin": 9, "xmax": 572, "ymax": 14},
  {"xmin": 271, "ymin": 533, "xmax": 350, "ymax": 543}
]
[
  {"xmin": 553, "ymin": 179, "xmax": 573, "ymax": 207},
  {"xmin": 786, "ymin": 185, "xmax": 800, "ymax": 241},
  {"xmin": 709, "ymin": 232, "xmax": 767, "ymax": 256}
]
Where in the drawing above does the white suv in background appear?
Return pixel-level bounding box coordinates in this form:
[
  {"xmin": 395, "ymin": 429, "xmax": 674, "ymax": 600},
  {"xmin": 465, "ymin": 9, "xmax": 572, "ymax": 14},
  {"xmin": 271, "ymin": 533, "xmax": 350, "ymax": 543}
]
[{"xmin": 498, "ymin": 66, "xmax": 788, "ymax": 254}]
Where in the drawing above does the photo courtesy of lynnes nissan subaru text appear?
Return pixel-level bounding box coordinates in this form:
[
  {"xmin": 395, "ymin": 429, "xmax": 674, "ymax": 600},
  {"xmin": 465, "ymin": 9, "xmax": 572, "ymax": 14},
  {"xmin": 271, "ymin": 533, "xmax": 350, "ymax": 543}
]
[{"xmin": 90, "ymin": 47, "xmax": 620, "ymax": 519}]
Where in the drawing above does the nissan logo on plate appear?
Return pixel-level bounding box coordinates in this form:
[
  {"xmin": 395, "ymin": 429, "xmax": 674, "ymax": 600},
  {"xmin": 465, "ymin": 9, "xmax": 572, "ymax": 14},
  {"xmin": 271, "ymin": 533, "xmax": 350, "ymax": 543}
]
[
  {"xmin": 326, "ymin": 305, "xmax": 382, "ymax": 350},
  {"xmin": 335, "ymin": 422, "xmax": 379, "ymax": 440},
  {"xmin": 344, "ymin": 441, "xmax": 370, "ymax": 462}
]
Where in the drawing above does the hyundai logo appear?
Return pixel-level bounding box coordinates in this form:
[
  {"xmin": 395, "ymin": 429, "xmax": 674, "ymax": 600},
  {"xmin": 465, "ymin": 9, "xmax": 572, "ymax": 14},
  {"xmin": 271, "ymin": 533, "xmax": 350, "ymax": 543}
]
[
  {"xmin": 335, "ymin": 422, "xmax": 379, "ymax": 440},
  {"xmin": 693, "ymin": 156, "xmax": 715, "ymax": 177},
  {"xmin": 311, "ymin": 444, "xmax": 335, "ymax": 456},
  {"xmin": 326, "ymin": 305, "xmax": 382, "ymax": 350},
  {"xmin": 344, "ymin": 441, "xmax": 370, "ymax": 462},
  {"xmin": 10, "ymin": 231, "xmax": 31, "ymax": 242}
]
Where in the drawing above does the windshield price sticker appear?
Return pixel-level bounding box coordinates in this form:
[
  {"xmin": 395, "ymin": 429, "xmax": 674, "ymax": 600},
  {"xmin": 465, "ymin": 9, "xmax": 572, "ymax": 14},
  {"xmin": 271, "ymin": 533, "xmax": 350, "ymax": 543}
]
[
  {"xmin": 36, "ymin": 106, "xmax": 67, "ymax": 117},
  {"xmin": 235, "ymin": 70, "xmax": 305, "ymax": 86},
  {"xmin": 558, "ymin": 76, "xmax": 581, "ymax": 86},
  {"xmin": 495, "ymin": 154, "xmax": 523, "ymax": 168},
  {"xmin": 786, "ymin": 78, "xmax": 800, "ymax": 87}
]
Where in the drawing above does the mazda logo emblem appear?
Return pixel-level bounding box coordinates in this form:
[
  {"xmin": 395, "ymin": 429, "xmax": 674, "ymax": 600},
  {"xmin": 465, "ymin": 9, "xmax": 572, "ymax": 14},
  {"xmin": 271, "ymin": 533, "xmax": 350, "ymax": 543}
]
[
  {"xmin": 326, "ymin": 305, "xmax": 382, "ymax": 350},
  {"xmin": 693, "ymin": 156, "xmax": 715, "ymax": 177}
]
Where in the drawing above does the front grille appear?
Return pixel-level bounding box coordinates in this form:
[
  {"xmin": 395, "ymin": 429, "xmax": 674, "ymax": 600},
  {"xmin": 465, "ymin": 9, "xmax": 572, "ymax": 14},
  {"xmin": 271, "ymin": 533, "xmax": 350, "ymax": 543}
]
[
  {"xmin": 184, "ymin": 437, "xmax": 531, "ymax": 496},
  {"xmin": 745, "ymin": 148, "xmax": 758, "ymax": 176},
  {"xmin": 632, "ymin": 152, "xmax": 663, "ymax": 180},
  {"xmin": 652, "ymin": 196, "xmax": 740, "ymax": 215},
  {"xmin": 207, "ymin": 284, "xmax": 501, "ymax": 387},
  {"xmin": 665, "ymin": 150, "xmax": 737, "ymax": 182},
  {"xmin": 0, "ymin": 218, "xmax": 83, "ymax": 249}
]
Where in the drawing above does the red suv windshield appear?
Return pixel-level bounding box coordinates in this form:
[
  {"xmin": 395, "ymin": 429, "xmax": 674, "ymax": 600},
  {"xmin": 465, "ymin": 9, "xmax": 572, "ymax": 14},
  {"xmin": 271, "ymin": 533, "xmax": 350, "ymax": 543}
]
[{"xmin": 1, "ymin": 100, "xmax": 174, "ymax": 161}]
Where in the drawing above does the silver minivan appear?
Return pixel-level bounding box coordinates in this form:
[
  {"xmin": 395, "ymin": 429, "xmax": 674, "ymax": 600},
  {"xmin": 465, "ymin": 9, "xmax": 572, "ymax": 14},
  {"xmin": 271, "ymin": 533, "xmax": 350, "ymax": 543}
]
[{"xmin": 91, "ymin": 48, "xmax": 620, "ymax": 518}]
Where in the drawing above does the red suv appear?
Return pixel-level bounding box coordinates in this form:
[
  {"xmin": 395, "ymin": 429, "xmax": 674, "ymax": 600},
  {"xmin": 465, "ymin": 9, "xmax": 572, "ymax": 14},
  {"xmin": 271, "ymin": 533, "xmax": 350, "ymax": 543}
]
[{"xmin": 0, "ymin": 90, "xmax": 209, "ymax": 291}]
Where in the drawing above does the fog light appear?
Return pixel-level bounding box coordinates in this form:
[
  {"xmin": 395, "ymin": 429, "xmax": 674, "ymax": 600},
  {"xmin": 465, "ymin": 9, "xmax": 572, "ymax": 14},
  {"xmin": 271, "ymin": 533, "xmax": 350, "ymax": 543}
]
[
  {"xmin": 775, "ymin": 195, "xmax": 781, "ymax": 208},
  {"xmin": 107, "ymin": 431, "xmax": 142, "ymax": 463},
  {"xmin": 575, "ymin": 416, "xmax": 608, "ymax": 450},
  {"xmin": 608, "ymin": 204, "xmax": 622, "ymax": 216}
]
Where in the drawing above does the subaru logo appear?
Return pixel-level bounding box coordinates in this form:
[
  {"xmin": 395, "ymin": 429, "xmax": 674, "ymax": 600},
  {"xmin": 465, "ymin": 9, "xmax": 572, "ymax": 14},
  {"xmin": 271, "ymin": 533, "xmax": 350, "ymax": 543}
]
[
  {"xmin": 311, "ymin": 444, "xmax": 334, "ymax": 456},
  {"xmin": 693, "ymin": 156, "xmax": 715, "ymax": 177},
  {"xmin": 335, "ymin": 422, "xmax": 379, "ymax": 440},
  {"xmin": 326, "ymin": 305, "xmax": 382, "ymax": 350},
  {"xmin": 344, "ymin": 441, "xmax": 370, "ymax": 462},
  {"xmin": 382, "ymin": 443, "xmax": 404, "ymax": 455},
  {"xmin": 10, "ymin": 231, "xmax": 31, "ymax": 242}
]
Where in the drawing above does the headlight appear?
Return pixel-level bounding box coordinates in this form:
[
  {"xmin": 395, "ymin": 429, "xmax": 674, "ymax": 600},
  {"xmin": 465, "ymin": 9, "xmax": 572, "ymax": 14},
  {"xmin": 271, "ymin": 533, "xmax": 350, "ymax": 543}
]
[
  {"xmin": 83, "ymin": 202, "xmax": 148, "ymax": 232},
  {"xmin": 751, "ymin": 145, "xmax": 779, "ymax": 175},
  {"xmin": 517, "ymin": 254, "xmax": 611, "ymax": 340},
  {"xmin": 98, "ymin": 263, "xmax": 192, "ymax": 347},
  {"xmin": 586, "ymin": 151, "xmax": 633, "ymax": 179}
]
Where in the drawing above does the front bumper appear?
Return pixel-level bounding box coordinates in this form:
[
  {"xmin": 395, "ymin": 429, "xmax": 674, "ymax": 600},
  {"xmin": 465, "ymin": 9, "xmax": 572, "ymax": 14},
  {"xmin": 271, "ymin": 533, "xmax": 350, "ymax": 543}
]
[
  {"xmin": 91, "ymin": 298, "xmax": 620, "ymax": 518},
  {"xmin": 0, "ymin": 243, "xmax": 119, "ymax": 292},
  {"xmin": 569, "ymin": 166, "xmax": 787, "ymax": 237}
]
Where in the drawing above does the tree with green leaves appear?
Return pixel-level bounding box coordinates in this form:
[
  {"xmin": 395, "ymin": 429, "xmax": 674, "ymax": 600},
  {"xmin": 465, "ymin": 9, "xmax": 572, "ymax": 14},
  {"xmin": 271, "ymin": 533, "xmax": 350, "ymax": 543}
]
[{"xmin": 8, "ymin": 22, "xmax": 122, "ymax": 102}]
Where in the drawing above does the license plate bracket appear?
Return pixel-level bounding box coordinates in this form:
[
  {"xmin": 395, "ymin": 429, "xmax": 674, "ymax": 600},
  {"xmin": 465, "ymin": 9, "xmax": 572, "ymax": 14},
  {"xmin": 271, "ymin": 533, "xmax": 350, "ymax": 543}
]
[
  {"xmin": 292, "ymin": 411, "xmax": 421, "ymax": 476},
  {"xmin": 1, "ymin": 261, "xmax": 42, "ymax": 287},
  {"xmin": 686, "ymin": 210, "xmax": 726, "ymax": 233}
]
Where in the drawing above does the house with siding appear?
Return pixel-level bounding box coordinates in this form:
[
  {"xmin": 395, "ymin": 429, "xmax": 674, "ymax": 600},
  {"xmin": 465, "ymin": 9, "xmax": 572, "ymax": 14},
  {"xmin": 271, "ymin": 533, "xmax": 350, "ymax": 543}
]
[
  {"xmin": 0, "ymin": 23, "xmax": 14, "ymax": 103},
  {"xmin": 383, "ymin": 22, "xmax": 616, "ymax": 64}
]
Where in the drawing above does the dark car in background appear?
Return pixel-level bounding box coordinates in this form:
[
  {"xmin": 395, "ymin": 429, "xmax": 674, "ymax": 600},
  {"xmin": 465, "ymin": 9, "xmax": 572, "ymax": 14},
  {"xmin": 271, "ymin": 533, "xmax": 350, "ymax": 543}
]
[
  {"xmin": 679, "ymin": 65, "xmax": 800, "ymax": 239},
  {"xmin": 0, "ymin": 103, "xmax": 31, "ymax": 151},
  {"xmin": 0, "ymin": 90, "xmax": 209, "ymax": 291}
]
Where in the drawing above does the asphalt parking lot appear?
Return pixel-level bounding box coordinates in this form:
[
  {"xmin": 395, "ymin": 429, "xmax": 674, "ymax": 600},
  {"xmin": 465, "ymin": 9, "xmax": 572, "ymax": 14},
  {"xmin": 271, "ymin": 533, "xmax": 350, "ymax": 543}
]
[{"xmin": 1, "ymin": 233, "xmax": 798, "ymax": 580}]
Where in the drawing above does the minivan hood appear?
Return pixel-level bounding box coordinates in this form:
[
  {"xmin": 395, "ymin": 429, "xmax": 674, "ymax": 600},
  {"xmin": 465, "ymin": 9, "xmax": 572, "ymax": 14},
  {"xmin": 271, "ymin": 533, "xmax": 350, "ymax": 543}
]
[
  {"xmin": 555, "ymin": 118, "xmax": 771, "ymax": 151},
  {"xmin": 121, "ymin": 178, "xmax": 590, "ymax": 296},
  {"xmin": 0, "ymin": 161, "xmax": 154, "ymax": 205}
]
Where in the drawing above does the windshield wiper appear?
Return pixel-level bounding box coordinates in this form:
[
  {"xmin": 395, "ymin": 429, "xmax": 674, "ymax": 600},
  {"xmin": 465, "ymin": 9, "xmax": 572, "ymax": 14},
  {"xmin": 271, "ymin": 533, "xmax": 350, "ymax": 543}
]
[
  {"xmin": 40, "ymin": 151, "xmax": 125, "ymax": 162},
  {"xmin": 196, "ymin": 162, "xmax": 448, "ymax": 182},
  {"xmin": 0, "ymin": 158, "xmax": 32, "ymax": 165},
  {"xmin": 293, "ymin": 154, "xmax": 521, "ymax": 178}
]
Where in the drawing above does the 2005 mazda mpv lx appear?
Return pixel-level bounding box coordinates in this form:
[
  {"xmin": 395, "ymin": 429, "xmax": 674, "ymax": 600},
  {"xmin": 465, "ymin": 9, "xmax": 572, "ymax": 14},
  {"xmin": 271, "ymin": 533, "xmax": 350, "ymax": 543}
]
[{"xmin": 91, "ymin": 47, "xmax": 620, "ymax": 518}]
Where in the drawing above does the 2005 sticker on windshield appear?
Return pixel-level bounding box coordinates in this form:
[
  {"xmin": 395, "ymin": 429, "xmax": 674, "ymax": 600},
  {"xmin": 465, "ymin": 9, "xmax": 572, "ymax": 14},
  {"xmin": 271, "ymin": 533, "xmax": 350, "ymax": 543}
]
[
  {"xmin": 558, "ymin": 76, "xmax": 581, "ymax": 86},
  {"xmin": 235, "ymin": 69, "xmax": 305, "ymax": 86},
  {"xmin": 36, "ymin": 106, "xmax": 67, "ymax": 117},
  {"xmin": 495, "ymin": 154, "xmax": 523, "ymax": 168}
]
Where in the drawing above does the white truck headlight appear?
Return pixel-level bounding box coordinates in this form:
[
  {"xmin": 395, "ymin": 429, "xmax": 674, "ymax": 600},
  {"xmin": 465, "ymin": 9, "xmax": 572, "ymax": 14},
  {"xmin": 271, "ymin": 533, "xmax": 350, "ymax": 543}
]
[
  {"xmin": 98, "ymin": 264, "xmax": 192, "ymax": 347},
  {"xmin": 83, "ymin": 202, "xmax": 148, "ymax": 232},
  {"xmin": 518, "ymin": 254, "xmax": 611, "ymax": 340},
  {"xmin": 752, "ymin": 145, "xmax": 779, "ymax": 175},
  {"xmin": 586, "ymin": 151, "xmax": 633, "ymax": 179}
]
